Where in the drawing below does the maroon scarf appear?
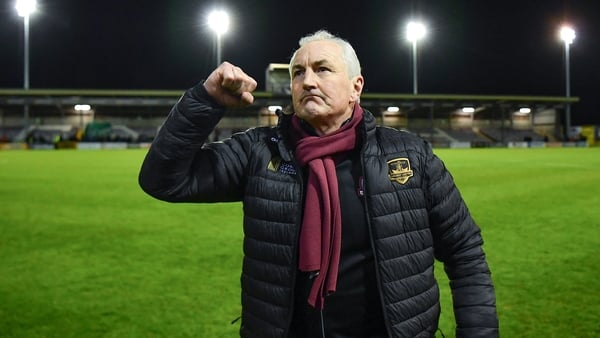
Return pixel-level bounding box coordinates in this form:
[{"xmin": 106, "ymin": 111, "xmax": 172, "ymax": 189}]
[{"xmin": 291, "ymin": 105, "xmax": 364, "ymax": 309}]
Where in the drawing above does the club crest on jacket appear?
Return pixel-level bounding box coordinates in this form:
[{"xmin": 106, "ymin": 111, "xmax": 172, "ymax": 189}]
[
  {"xmin": 387, "ymin": 158, "xmax": 413, "ymax": 184},
  {"xmin": 267, "ymin": 157, "xmax": 297, "ymax": 175}
]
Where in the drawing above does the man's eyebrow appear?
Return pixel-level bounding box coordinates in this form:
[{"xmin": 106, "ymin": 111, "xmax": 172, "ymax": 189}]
[
  {"xmin": 292, "ymin": 59, "xmax": 332, "ymax": 70},
  {"xmin": 313, "ymin": 59, "xmax": 331, "ymax": 67}
]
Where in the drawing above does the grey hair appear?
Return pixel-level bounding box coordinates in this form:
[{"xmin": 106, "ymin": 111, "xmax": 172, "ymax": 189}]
[{"xmin": 289, "ymin": 30, "xmax": 362, "ymax": 79}]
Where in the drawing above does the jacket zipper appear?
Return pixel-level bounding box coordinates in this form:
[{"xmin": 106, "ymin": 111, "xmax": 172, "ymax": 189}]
[
  {"xmin": 284, "ymin": 147, "xmax": 327, "ymax": 338},
  {"xmin": 319, "ymin": 309, "xmax": 326, "ymax": 338},
  {"xmin": 279, "ymin": 133, "xmax": 305, "ymax": 338},
  {"xmin": 360, "ymin": 137, "xmax": 394, "ymax": 338}
]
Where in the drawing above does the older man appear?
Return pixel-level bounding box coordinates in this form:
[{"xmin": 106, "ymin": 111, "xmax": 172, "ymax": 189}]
[{"xmin": 139, "ymin": 30, "xmax": 499, "ymax": 338}]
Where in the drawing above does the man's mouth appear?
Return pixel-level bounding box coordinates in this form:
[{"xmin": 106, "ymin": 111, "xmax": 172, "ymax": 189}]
[{"xmin": 301, "ymin": 94, "xmax": 323, "ymax": 102}]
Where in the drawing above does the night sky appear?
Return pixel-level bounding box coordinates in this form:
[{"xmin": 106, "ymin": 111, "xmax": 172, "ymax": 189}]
[{"xmin": 1, "ymin": 0, "xmax": 599, "ymax": 124}]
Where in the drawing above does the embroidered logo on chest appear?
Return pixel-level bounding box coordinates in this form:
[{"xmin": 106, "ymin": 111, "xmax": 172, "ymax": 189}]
[
  {"xmin": 267, "ymin": 157, "xmax": 297, "ymax": 175},
  {"xmin": 387, "ymin": 158, "xmax": 414, "ymax": 184}
]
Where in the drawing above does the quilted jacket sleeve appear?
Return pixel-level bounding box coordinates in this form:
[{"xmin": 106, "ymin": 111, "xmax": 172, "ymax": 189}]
[
  {"xmin": 138, "ymin": 83, "xmax": 250, "ymax": 203},
  {"xmin": 424, "ymin": 144, "xmax": 499, "ymax": 338}
]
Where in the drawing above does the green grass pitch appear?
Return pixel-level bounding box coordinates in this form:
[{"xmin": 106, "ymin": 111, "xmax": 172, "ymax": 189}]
[{"xmin": 0, "ymin": 147, "xmax": 599, "ymax": 337}]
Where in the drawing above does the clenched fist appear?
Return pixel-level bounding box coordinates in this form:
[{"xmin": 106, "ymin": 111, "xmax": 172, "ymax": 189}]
[{"xmin": 203, "ymin": 62, "xmax": 258, "ymax": 108}]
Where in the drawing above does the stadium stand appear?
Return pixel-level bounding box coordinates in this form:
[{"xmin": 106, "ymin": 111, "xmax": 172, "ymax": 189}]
[
  {"xmin": 1, "ymin": 87, "xmax": 589, "ymax": 148},
  {"xmin": 480, "ymin": 128, "xmax": 546, "ymax": 143},
  {"xmin": 442, "ymin": 128, "xmax": 491, "ymax": 143},
  {"xmin": 0, "ymin": 126, "xmax": 22, "ymax": 143}
]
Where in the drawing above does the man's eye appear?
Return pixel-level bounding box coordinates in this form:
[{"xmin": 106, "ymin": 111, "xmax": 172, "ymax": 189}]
[
  {"xmin": 317, "ymin": 67, "xmax": 330, "ymax": 73},
  {"xmin": 292, "ymin": 69, "xmax": 304, "ymax": 77}
]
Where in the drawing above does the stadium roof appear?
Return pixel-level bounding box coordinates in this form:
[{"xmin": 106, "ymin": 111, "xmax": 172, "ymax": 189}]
[{"xmin": 0, "ymin": 88, "xmax": 579, "ymax": 120}]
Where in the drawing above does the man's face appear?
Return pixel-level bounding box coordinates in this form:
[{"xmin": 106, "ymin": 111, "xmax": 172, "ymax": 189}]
[{"xmin": 290, "ymin": 40, "xmax": 363, "ymax": 133}]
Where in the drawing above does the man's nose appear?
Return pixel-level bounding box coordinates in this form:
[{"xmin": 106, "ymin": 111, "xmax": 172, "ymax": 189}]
[{"xmin": 302, "ymin": 69, "xmax": 317, "ymax": 89}]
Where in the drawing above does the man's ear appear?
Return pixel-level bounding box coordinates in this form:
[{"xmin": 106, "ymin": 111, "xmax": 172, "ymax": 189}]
[{"xmin": 350, "ymin": 75, "xmax": 364, "ymax": 102}]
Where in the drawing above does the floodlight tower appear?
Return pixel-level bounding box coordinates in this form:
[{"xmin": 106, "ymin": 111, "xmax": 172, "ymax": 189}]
[
  {"xmin": 406, "ymin": 21, "xmax": 426, "ymax": 94},
  {"xmin": 207, "ymin": 9, "xmax": 230, "ymax": 67},
  {"xmin": 15, "ymin": 0, "xmax": 37, "ymax": 127},
  {"xmin": 559, "ymin": 25, "xmax": 575, "ymax": 140}
]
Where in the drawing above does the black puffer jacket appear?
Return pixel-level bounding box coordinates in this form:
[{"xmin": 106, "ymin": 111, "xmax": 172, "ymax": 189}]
[{"xmin": 139, "ymin": 84, "xmax": 499, "ymax": 338}]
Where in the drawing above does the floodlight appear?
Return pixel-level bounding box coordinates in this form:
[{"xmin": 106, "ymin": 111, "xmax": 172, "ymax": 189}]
[
  {"xmin": 559, "ymin": 26, "xmax": 575, "ymax": 45},
  {"xmin": 406, "ymin": 22, "xmax": 426, "ymax": 42},
  {"xmin": 16, "ymin": 0, "xmax": 38, "ymax": 126},
  {"xmin": 207, "ymin": 9, "xmax": 230, "ymax": 67},
  {"xmin": 405, "ymin": 21, "xmax": 427, "ymax": 94},
  {"xmin": 559, "ymin": 25, "xmax": 575, "ymax": 140},
  {"xmin": 519, "ymin": 108, "xmax": 531, "ymax": 114},
  {"xmin": 74, "ymin": 104, "xmax": 91, "ymax": 111},
  {"xmin": 208, "ymin": 10, "xmax": 230, "ymax": 37},
  {"xmin": 15, "ymin": 0, "xmax": 36, "ymax": 18}
]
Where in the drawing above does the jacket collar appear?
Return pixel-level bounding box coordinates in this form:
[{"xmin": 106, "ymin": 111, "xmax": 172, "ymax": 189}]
[{"xmin": 275, "ymin": 107, "xmax": 377, "ymax": 161}]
